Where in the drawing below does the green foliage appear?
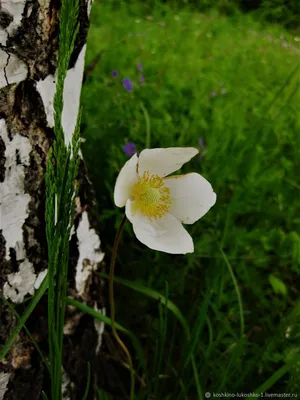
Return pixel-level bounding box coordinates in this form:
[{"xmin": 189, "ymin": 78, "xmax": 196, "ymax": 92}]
[
  {"xmin": 81, "ymin": 1, "xmax": 300, "ymax": 398},
  {"xmin": 129, "ymin": 0, "xmax": 240, "ymax": 16},
  {"xmin": 269, "ymin": 274, "xmax": 287, "ymax": 296},
  {"xmin": 45, "ymin": 0, "xmax": 81, "ymax": 398},
  {"xmin": 107, "ymin": 0, "xmax": 300, "ymax": 30},
  {"xmin": 257, "ymin": 0, "xmax": 300, "ymax": 30}
]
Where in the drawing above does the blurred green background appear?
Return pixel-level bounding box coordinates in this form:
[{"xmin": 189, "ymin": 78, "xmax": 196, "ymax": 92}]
[{"xmin": 81, "ymin": 0, "xmax": 300, "ymax": 398}]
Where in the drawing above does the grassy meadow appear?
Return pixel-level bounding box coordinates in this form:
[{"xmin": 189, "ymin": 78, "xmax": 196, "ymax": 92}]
[{"xmin": 81, "ymin": 1, "xmax": 300, "ymax": 398}]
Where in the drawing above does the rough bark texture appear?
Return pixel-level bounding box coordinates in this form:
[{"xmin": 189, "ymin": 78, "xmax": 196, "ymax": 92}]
[{"xmin": 0, "ymin": 1, "xmax": 105, "ymax": 399}]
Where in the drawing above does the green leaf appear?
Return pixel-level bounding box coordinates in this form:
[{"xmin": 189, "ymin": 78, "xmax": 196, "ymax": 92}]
[{"xmin": 269, "ymin": 274, "xmax": 287, "ymax": 296}]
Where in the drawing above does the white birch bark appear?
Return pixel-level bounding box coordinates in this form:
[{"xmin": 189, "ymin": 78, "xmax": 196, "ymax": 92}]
[{"xmin": 0, "ymin": 1, "xmax": 105, "ymax": 398}]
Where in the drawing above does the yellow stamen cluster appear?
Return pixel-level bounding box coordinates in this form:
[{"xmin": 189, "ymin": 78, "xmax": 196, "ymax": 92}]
[{"xmin": 131, "ymin": 171, "xmax": 172, "ymax": 220}]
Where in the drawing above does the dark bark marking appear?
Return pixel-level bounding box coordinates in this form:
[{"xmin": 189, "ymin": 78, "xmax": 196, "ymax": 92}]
[
  {"xmin": 3, "ymin": 51, "xmax": 11, "ymax": 86},
  {"xmin": 0, "ymin": 231, "xmax": 10, "ymax": 287},
  {"xmin": 0, "ymin": 231, "xmax": 4, "ymax": 259},
  {"xmin": 15, "ymin": 149, "xmax": 21, "ymax": 165},
  {"xmin": 8, "ymin": 248, "xmax": 18, "ymax": 272},
  {"xmin": 23, "ymin": 152, "xmax": 48, "ymax": 272},
  {"xmin": 0, "ymin": 10, "xmax": 13, "ymax": 29},
  {"xmin": 0, "ymin": 135, "xmax": 5, "ymax": 182},
  {"xmin": 0, "ymin": 86, "xmax": 12, "ymax": 119},
  {"xmin": 3, "ymin": 1, "xmax": 58, "ymax": 81},
  {"xmin": 0, "ymin": 298, "xmax": 17, "ymax": 358},
  {"xmin": 7, "ymin": 125, "xmax": 12, "ymax": 141},
  {"xmin": 5, "ymin": 360, "xmax": 45, "ymax": 400},
  {"xmin": 13, "ymin": 80, "xmax": 48, "ymax": 129},
  {"xmin": 68, "ymin": 229, "xmax": 80, "ymax": 289},
  {"xmin": 34, "ymin": 144, "xmax": 46, "ymax": 169}
]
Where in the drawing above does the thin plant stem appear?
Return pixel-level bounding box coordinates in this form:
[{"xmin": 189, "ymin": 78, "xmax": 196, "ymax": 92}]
[
  {"xmin": 218, "ymin": 243, "xmax": 244, "ymax": 337},
  {"xmin": 109, "ymin": 214, "xmax": 135, "ymax": 399},
  {"xmin": 140, "ymin": 102, "xmax": 151, "ymax": 149}
]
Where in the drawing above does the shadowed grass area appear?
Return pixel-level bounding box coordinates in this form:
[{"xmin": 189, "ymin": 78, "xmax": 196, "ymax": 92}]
[{"xmin": 81, "ymin": 1, "xmax": 300, "ymax": 398}]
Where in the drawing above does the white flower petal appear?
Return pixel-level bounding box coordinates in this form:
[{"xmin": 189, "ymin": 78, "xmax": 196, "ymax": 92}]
[
  {"xmin": 125, "ymin": 199, "xmax": 194, "ymax": 254},
  {"xmin": 114, "ymin": 154, "xmax": 139, "ymax": 207},
  {"xmin": 138, "ymin": 147, "xmax": 199, "ymax": 177},
  {"xmin": 164, "ymin": 173, "xmax": 216, "ymax": 224}
]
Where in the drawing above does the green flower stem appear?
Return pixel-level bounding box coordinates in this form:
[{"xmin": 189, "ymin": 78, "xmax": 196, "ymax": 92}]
[{"xmin": 109, "ymin": 214, "xmax": 135, "ymax": 399}]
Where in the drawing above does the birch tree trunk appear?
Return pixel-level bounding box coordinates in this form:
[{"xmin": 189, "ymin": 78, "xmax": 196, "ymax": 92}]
[{"xmin": 0, "ymin": 1, "xmax": 105, "ymax": 399}]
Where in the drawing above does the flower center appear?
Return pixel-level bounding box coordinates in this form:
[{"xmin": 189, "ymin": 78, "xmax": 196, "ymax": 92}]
[{"xmin": 131, "ymin": 171, "xmax": 172, "ymax": 220}]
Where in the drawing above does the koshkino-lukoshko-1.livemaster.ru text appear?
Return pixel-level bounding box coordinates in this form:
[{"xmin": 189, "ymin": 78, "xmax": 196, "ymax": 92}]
[{"xmin": 204, "ymin": 392, "xmax": 298, "ymax": 398}]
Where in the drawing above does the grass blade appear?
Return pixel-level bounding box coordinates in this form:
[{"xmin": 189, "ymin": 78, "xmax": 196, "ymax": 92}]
[
  {"xmin": 153, "ymin": 282, "xmax": 169, "ymax": 398},
  {"xmin": 42, "ymin": 391, "xmax": 49, "ymax": 400},
  {"xmin": 0, "ymin": 295, "xmax": 50, "ymax": 372},
  {"xmin": 0, "ymin": 274, "xmax": 48, "ymax": 360},
  {"xmin": 66, "ymin": 297, "xmax": 146, "ymax": 371},
  {"xmin": 218, "ymin": 243, "xmax": 244, "ymax": 337},
  {"xmin": 140, "ymin": 101, "xmax": 151, "ymax": 149},
  {"xmin": 82, "ymin": 362, "xmax": 91, "ymax": 400},
  {"xmin": 183, "ymin": 291, "xmax": 212, "ymax": 369},
  {"xmin": 247, "ymin": 356, "xmax": 300, "ymax": 399},
  {"xmin": 98, "ymin": 272, "xmax": 203, "ymax": 399},
  {"xmin": 264, "ymin": 62, "xmax": 300, "ymax": 116},
  {"xmin": 98, "ymin": 272, "xmax": 190, "ymax": 338}
]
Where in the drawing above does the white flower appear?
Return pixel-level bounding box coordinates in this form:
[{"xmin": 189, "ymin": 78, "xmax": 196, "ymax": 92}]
[{"xmin": 114, "ymin": 147, "xmax": 216, "ymax": 254}]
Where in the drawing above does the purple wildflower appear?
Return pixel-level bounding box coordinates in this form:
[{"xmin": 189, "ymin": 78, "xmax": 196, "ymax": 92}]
[
  {"xmin": 123, "ymin": 78, "xmax": 133, "ymax": 92},
  {"xmin": 198, "ymin": 138, "xmax": 205, "ymax": 148},
  {"xmin": 123, "ymin": 142, "xmax": 137, "ymax": 157},
  {"xmin": 137, "ymin": 61, "xmax": 143, "ymax": 71},
  {"xmin": 112, "ymin": 70, "xmax": 118, "ymax": 77},
  {"xmin": 198, "ymin": 138, "xmax": 206, "ymax": 160},
  {"xmin": 210, "ymin": 91, "xmax": 217, "ymax": 97},
  {"xmin": 138, "ymin": 74, "xmax": 145, "ymax": 85},
  {"xmin": 221, "ymin": 88, "xmax": 227, "ymax": 95}
]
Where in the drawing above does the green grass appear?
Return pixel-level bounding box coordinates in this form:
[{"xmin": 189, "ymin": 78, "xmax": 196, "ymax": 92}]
[
  {"xmin": 81, "ymin": 1, "xmax": 300, "ymax": 398},
  {"xmin": 45, "ymin": 0, "xmax": 81, "ymax": 398}
]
